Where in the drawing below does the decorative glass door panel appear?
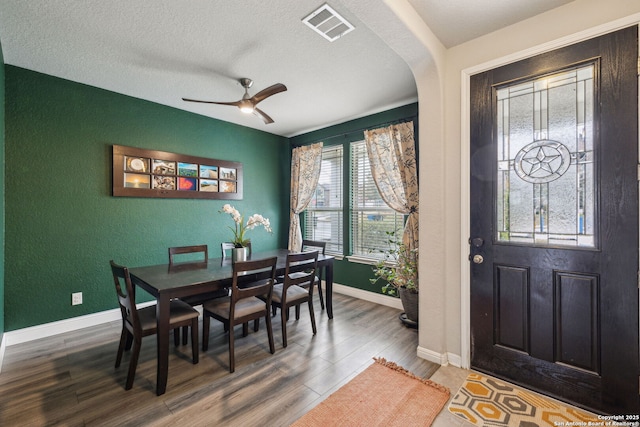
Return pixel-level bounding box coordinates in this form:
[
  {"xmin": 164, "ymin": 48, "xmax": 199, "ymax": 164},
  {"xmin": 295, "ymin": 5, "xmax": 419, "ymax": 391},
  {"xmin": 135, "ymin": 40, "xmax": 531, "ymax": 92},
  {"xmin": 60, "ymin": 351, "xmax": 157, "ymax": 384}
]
[{"xmin": 496, "ymin": 64, "xmax": 595, "ymax": 247}]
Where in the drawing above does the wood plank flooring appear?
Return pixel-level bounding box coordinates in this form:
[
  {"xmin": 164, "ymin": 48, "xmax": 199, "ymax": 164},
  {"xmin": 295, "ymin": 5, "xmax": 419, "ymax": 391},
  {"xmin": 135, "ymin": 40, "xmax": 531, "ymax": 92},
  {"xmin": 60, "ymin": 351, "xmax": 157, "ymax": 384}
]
[{"xmin": 0, "ymin": 293, "xmax": 438, "ymax": 426}]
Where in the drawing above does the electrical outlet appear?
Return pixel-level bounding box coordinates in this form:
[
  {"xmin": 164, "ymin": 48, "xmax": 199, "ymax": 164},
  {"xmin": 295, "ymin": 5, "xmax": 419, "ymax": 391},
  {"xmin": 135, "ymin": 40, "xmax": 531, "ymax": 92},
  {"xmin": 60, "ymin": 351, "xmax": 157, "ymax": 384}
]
[{"xmin": 72, "ymin": 292, "xmax": 83, "ymax": 305}]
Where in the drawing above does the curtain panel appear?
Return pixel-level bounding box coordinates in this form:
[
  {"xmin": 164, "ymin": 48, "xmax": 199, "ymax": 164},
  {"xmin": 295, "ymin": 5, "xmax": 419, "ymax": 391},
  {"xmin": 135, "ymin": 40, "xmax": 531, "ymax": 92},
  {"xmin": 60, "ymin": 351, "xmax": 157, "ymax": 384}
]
[
  {"xmin": 288, "ymin": 142, "xmax": 323, "ymax": 252},
  {"xmin": 363, "ymin": 122, "xmax": 418, "ymax": 251}
]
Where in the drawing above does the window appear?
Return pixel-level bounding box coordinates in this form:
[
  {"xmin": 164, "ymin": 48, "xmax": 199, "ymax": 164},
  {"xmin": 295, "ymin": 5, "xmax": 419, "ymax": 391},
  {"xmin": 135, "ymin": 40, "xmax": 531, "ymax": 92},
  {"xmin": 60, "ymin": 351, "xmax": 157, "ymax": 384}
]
[
  {"xmin": 304, "ymin": 140, "xmax": 405, "ymax": 260},
  {"xmin": 304, "ymin": 145, "xmax": 344, "ymax": 255},
  {"xmin": 351, "ymin": 141, "xmax": 404, "ymax": 259}
]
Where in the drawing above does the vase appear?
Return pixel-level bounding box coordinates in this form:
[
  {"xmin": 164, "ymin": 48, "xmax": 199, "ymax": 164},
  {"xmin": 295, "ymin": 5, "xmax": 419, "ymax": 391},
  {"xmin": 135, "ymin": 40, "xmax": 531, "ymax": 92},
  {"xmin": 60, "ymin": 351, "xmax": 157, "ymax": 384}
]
[
  {"xmin": 399, "ymin": 287, "xmax": 419, "ymax": 324},
  {"xmin": 232, "ymin": 247, "xmax": 248, "ymax": 263}
]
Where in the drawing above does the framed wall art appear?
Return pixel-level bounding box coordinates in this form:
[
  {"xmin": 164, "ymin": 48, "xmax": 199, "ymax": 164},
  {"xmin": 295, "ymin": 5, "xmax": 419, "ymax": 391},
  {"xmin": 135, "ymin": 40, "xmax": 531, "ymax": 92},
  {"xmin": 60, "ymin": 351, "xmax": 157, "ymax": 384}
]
[{"xmin": 112, "ymin": 145, "xmax": 243, "ymax": 199}]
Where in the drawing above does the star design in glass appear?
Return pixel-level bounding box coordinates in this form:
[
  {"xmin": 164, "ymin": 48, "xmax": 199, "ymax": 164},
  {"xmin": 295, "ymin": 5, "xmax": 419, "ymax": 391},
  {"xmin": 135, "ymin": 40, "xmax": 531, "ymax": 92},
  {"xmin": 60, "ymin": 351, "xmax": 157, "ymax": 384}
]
[
  {"xmin": 514, "ymin": 140, "xmax": 571, "ymax": 184},
  {"xmin": 521, "ymin": 147, "xmax": 561, "ymax": 176}
]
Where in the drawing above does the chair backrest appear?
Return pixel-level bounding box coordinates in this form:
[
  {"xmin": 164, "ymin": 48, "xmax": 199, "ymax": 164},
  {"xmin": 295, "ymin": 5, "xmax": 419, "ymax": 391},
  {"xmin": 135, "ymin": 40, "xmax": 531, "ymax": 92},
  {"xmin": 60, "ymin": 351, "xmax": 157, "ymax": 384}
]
[
  {"xmin": 230, "ymin": 256, "xmax": 277, "ymax": 304},
  {"xmin": 168, "ymin": 245, "xmax": 208, "ymax": 265},
  {"xmin": 284, "ymin": 250, "xmax": 319, "ymax": 292},
  {"xmin": 301, "ymin": 239, "xmax": 326, "ymax": 255},
  {"xmin": 109, "ymin": 260, "xmax": 142, "ymax": 334},
  {"xmin": 221, "ymin": 241, "xmax": 252, "ymax": 259}
]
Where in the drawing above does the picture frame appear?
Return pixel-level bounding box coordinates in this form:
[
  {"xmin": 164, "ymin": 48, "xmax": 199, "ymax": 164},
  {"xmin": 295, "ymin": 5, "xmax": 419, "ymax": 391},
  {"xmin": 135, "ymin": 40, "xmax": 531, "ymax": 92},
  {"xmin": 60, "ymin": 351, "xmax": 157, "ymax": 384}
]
[
  {"xmin": 200, "ymin": 179, "xmax": 219, "ymax": 192},
  {"xmin": 153, "ymin": 159, "xmax": 176, "ymax": 175},
  {"xmin": 112, "ymin": 145, "xmax": 243, "ymax": 200}
]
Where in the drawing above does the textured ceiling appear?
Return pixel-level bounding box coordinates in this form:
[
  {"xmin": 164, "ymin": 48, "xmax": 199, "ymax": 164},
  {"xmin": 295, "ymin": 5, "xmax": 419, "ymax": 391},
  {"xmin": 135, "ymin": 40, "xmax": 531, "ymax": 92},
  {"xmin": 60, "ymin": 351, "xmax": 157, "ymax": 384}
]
[
  {"xmin": 408, "ymin": 0, "xmax": 574, "ymax": 48},
  {"xmin": 0, "ymin": 0, "xmax": 573, "ymax": 137}
]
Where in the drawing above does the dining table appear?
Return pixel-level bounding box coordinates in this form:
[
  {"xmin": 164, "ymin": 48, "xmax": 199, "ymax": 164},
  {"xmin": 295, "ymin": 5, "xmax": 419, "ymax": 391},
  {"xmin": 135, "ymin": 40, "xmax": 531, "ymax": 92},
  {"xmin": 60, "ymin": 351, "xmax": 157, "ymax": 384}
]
[{"xmin": 128, "ymin": 248, "xmax": 335, "ymax": 396}]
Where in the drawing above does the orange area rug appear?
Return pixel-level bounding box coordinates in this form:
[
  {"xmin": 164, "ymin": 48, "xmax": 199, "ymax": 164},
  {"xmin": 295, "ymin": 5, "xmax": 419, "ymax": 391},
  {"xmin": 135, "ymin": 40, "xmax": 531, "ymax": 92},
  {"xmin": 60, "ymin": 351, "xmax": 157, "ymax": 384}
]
[
  {"xmin": 448, "ymin": 373, "xmax": 600, "ymax": 426},
  {"xmin": 292, "ymin": 358, "xmax": 450, "ymax": 427}
]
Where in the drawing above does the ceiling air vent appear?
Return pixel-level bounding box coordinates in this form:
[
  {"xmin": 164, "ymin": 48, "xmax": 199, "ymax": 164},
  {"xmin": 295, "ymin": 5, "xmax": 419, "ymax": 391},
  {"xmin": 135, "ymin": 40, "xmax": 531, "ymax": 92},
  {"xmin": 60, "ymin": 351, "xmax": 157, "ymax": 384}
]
[{"xmin": 302, "ymin": 3, "xmax": 355, "ymax": 42}]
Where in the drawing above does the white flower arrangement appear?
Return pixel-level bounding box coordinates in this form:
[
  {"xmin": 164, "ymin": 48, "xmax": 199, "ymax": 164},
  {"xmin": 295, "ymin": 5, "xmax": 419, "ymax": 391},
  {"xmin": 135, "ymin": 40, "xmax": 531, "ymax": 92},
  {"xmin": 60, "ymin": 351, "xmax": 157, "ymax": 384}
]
[{"xmin": 220, "ymin": 204, "xmax": 272, "ymax": 247}]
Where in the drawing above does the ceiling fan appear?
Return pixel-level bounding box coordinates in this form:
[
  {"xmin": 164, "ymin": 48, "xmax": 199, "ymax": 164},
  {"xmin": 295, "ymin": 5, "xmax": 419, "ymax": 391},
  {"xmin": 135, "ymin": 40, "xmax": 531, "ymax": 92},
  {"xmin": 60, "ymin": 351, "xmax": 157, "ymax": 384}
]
[{"xmin": 182, "ymin": 78, "xmax": 287, "ymax": 124}]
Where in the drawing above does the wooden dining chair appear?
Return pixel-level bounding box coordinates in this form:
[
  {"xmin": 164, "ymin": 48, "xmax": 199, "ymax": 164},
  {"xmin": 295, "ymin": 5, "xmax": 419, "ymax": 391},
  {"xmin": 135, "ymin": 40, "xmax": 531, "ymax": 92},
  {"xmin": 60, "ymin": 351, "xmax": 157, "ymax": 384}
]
[
  {"xmin": 272, "ymin": 239, "xmax": 326, "ymax": 319},
  {"xmin": 301, "ymin": 239, "xmax": 327, "ymax": 310},
  {"xmin": 169, "ymin": 245, "xmax": 229, "ymax": 308},
  {"xmin": 168, "ymin": 244, "xmax": 208, "ymax": 264},
  {"xmin": 202, "ymin": 256, "xmax": 277, "ymax": 373},
  {"xmin": 220, "ymin": 241, "xmax": 252, "ymax": 259},
  {"xmin": 168, "ymin": 244, "xmax": 229, "ymax": 344},
  {"xmin": 109, "ymin": 260, "xmax": 199, "ymax": 390},
  {"xmin": 271, "ymin": 250, "xmax": 319, "ymax": 347},
  {"xmin": 222, "ymin": 241, "xmax": 260, "ymax": 333}
]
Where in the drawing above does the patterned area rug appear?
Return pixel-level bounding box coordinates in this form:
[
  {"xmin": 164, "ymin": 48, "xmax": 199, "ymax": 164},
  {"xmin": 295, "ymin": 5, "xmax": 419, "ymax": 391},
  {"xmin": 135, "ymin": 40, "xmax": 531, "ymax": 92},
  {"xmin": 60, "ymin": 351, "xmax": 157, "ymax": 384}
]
[
  {"xmin": 448, "ymin": 373, "xmax": 599, "ymax": 426},
  {"xmin": 292, "ymin": 358, "xmax": 450, "ymax": 427}
]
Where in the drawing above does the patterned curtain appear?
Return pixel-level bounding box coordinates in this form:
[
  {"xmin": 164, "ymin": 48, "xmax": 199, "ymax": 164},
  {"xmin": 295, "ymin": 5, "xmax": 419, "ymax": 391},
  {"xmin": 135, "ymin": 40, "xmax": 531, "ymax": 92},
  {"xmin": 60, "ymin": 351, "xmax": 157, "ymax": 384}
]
[
  {"xmin": 288, "ymin": 142, "xmax": 323, "ymax": 252},
  {"xmin": 364, "ymin": 122, "xmax": 418, "ymax": 251}
]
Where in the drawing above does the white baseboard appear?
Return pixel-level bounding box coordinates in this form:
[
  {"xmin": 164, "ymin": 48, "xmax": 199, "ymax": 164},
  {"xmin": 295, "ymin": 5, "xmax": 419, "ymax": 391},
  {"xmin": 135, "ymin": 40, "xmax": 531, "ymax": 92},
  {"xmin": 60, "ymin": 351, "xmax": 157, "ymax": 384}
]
[
  {"xmin": 0, "ymin": 285, "xmax": 399, "ymax": 370},
  {"xmin": 332, "ymin": 283, "xmax": 403, "ymax": 310},
  {"xmin": 446, "ymin": 352, "xmax": 462, "ymax": 368},
  {"xmin": 4, "ymin": 301, "xmax": 155, "ymax": 346},
  {"xmin": 417, "ymin": 346, "xmax": 448, "ymax": 365},
  {"xmin": 0, "ymin": 284, "xmax": 407, "ymax": 372},
  {"xmin": 334, "ymin": 284, "xmax": 462, "ymax": 368},
  {"xmin": 0, "ymin": 335, "xmax": 5, "ymax": 374},
  {"xmin": 416, "ymin": 346, "xmax": 463, "ymax": 368},
  {"xmin": 334, "ymin": 285, "xmax": 462, "ymax": 368},
  {"xmin": 3, "ymin": 285, "xmax": 395, "ymax": 347}
]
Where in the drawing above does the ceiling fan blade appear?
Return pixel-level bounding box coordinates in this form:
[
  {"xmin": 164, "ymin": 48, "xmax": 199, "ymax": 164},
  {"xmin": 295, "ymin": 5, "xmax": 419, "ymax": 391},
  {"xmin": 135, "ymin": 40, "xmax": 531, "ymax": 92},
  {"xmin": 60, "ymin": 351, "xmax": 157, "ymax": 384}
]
[
  {"xmin": 250, "ymin": 83, "xmax": 287, "ymax": 105},
  {"xmin": 253, "ymin": 107, "xmax": 274, "ymax": 124},
  {"xmin": 182, "ymin": 98, "xmax": 241, "ymax": 107}
]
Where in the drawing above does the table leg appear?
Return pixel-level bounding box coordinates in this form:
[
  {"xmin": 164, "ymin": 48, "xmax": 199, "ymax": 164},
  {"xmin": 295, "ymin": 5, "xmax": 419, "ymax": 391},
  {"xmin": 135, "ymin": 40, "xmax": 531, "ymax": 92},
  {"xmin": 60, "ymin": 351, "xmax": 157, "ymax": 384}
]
[
  {"xmin": 156, "ymin": 295, "xmax": 171, "ymax": 396},
  {"xmin": 325, "ymin": 260, "xmax": 334, "ymax": 319}
]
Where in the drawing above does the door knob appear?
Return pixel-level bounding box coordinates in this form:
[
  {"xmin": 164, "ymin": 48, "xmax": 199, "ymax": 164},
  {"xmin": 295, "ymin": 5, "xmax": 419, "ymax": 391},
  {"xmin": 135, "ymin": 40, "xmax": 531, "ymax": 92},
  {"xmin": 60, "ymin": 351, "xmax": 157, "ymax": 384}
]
[{"xmin": 472, "ymin": 254, "xmax": 484, "ymax": 264}]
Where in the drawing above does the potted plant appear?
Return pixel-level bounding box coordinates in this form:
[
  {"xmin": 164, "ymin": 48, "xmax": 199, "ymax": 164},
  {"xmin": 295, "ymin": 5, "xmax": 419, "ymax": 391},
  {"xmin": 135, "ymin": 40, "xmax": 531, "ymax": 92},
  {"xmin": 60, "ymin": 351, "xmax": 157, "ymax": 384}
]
[
  {"xmin": 220, "ymin": 204, "xmax": 272, "ymax": 261},
  {"xmin": 370, "ymin": 231, "xmax": 419, "ymax": 325}
]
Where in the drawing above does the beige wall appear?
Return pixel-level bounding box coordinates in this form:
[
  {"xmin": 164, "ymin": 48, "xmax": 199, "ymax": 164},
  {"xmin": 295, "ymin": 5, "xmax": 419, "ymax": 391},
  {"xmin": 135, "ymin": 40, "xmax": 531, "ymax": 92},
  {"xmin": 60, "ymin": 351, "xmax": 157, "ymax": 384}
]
[{"xmin": 353, "ymin": 0, "xmax": 640, "ymax": 367}]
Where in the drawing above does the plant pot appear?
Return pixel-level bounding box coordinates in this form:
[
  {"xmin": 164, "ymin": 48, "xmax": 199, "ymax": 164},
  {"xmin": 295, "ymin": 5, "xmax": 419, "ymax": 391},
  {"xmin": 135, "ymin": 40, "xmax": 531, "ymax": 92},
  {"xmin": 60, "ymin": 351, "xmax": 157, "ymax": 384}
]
[
  {"xmin": 399, "ymin": 287, "xmax": 419, "ymax": 324},
  {"xmin": 232, "ymin": 247, "xmax": 248, "ymax": 263}
]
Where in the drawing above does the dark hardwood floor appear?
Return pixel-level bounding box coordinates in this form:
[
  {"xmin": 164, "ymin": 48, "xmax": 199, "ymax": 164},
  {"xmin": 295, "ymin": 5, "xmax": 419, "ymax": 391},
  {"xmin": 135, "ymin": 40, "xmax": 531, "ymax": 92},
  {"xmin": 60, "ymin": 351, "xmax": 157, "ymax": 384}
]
[{"xmin": 0, "ymin": 293, "xmax": 438, "ymax": 426}]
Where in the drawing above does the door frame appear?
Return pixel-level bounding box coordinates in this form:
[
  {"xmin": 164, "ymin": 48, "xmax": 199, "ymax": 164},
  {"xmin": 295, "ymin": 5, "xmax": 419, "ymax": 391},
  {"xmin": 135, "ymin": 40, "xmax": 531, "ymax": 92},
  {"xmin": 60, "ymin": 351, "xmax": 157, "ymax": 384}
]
[{"xmin": 459, "ymin": 16, "xmax": 640, "ymax": 369}]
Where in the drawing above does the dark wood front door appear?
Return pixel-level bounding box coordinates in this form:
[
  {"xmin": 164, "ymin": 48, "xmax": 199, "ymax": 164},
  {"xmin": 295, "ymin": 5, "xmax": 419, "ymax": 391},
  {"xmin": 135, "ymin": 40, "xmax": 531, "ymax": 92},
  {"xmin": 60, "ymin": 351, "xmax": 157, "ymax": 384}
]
[{"xmin": 470, "ymin": 26, "xmax": 639, "ymax": 414}]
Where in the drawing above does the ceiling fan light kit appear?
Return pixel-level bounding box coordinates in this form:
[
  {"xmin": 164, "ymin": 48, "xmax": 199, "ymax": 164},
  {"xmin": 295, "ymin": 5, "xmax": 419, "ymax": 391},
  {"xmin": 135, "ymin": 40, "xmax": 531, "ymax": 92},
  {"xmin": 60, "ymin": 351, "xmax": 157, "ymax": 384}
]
[
  {"xmin": 238, "ymin": 78, "xmax": 255, "ymax": 113},
  {"xmin": 239, "ymin": 102, "xmax": 254, "ymax": 114},
  {"xmin": 182, "ymin": 77, "xmax": 287, "ymax": 124}
]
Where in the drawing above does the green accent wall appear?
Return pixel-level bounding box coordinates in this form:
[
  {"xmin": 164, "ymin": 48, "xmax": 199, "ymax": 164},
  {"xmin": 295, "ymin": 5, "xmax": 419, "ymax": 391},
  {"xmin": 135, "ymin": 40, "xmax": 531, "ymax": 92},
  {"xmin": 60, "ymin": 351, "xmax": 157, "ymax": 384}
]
[
  {"xmin": 291, "ymin": 103, "xmax": 418, "ymax": 294},
  {"xmin": 4, "ymin": 66, "xmax": 289, "ymax": 331},
  {"xmin": 2, "ymin": 62, "xmax": 415, "ymax": 332}
]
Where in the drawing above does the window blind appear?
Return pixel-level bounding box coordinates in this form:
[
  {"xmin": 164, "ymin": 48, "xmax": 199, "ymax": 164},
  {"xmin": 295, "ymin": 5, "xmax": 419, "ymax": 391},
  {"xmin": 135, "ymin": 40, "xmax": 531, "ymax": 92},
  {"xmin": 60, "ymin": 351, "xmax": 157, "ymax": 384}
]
[
  {"xmin": 304, "ymin": 144, "xmax": 343, "ymax": 255},
  {"xmin": 350, "ymin": 140, "xmax": 404, "ymax": 258}
]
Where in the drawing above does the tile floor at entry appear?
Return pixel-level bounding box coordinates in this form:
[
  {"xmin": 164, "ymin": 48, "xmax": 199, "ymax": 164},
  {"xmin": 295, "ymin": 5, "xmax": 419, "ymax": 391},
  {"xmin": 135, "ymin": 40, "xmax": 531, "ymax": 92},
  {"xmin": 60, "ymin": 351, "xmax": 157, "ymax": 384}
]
[{"xmin": 431, "ymin": 365, "xmax": 598, "ymax": 427}]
